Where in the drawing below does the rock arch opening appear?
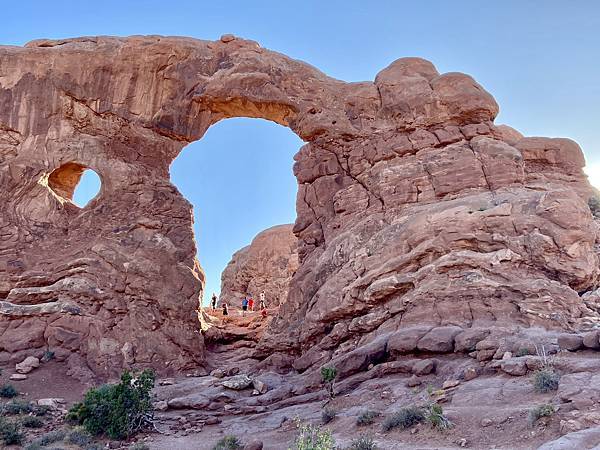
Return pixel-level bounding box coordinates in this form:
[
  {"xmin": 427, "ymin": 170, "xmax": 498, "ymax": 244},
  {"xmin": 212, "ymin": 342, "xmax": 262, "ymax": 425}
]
[
  {"xmin": 46, "ymin": 163, "xmax": 102, "ymax": 207},
  {"xmin": 170, "ymin": 117, "xmax": 303, "ymax": 310}
]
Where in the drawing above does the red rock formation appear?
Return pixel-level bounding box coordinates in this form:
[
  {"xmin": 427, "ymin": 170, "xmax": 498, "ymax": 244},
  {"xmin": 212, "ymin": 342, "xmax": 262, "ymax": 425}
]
[
  {"xmin": 220, "ymin": 224, "xmax": 298, "ymax": 308},
  {"xmin": 0, "ymin": 35, "xmax": 597, "ymax": 376}
]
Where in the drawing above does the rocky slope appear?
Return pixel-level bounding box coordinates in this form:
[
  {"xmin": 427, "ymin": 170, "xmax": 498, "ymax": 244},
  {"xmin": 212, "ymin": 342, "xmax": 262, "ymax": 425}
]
[
  {"xmin": 219, "ymin": 224, "xmax": 298, "ymax": 308},
  {"xmin": 0, "ymin": 34, "xmax": 598, "ymax": 381}
]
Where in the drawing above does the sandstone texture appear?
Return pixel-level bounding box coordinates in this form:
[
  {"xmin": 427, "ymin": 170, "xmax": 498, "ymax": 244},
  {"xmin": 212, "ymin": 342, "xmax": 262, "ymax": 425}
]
[
  {"xmin": 219, "ymin": 224, "xmax": 298, "ymax": 307},
  {"xmin": 0, "ymin": 34, "xmax": 598, "ymax": 378}
]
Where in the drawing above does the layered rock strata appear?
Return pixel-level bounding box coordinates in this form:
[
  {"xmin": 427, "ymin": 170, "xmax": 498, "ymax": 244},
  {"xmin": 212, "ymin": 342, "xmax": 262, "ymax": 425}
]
[
  {"xmin": 0, "ymin": 35, "xmax": 597, "ymax": 376},
  {"xmin": 219, "ymin": 224, "xmax": 298, "ymax": 308}
]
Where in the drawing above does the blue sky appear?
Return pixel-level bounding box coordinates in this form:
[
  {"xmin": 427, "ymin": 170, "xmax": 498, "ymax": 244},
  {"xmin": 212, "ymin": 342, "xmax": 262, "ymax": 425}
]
[{"xmin": 3, "ymin": 1, "xmax": 599, "ymax": 303}]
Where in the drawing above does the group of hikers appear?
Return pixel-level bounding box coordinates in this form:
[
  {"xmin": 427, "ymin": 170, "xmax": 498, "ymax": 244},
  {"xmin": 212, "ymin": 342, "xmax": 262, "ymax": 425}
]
[{"xmin": 211, "ymin": 290, "xmax": 268, "ymax": 319}]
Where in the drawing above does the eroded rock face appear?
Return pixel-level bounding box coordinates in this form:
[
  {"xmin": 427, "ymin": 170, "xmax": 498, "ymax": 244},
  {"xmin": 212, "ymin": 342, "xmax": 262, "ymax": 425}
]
[
  {"xmin": 220, "ymin": 224, "xmax": 298, "ymax": 308},
  {"xmin": 0, "ymin": 35, "xmax": 598, "ymax": 376}
]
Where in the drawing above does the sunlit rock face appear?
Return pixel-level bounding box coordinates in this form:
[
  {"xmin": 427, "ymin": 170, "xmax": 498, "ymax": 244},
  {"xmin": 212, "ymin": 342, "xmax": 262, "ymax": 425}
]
[
  {"xmin": 220, "ymin": 224, "xmax": 298, "ymax": 308},
  {"xmin": 0, "ymin": 35, "xmax": 598, "ymax": 376}
]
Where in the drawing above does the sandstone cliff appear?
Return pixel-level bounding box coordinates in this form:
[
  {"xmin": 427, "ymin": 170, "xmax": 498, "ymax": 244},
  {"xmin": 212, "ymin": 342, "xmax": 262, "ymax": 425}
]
[
  {"xmin": 219, "ymin": 224, "xmax": 298, "ymax": 308},
  {"xmin": 0, "ymin": 34, "xmax": 598, "ymax": 377}
]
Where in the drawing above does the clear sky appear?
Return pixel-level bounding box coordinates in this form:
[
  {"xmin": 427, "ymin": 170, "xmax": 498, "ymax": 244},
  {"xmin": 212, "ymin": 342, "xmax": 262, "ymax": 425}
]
[{"xmin": 3, "ymin": 1, "xmax": 599, "ymax": 303}]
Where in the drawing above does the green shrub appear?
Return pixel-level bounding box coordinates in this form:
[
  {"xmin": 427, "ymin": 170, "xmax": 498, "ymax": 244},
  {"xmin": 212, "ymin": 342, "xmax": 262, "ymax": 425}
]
[
  {"xmin": 67, "ymin": 369, "xmax": 155, "ymax": 440},
  {"xmin": 528, "ymin": 403, "xmax": 555, "ymax": 426},
  {"xmin": 21, "ymin": 415, "xmax": 44, "ymax": 428},
  {"xmin": 356, "ymin": 410, "xmax": 380, "ymax": 426},
  {"xmin": 320, "ymin": 366, "xmax": 337, "ymax": 399},
  {"xmin": 67, "ymin": 427, "xmax": 93, "ymax": 446},
  {"xmin": 36, "ymin": 429, "xmax": 67, "ymax": 446},
  {"xmin": 2, "ymin": 399, "xmax": 33, "ymax": 415},
  {"xmin": 212, "ymin": 435, "xmax": 243, "ymax": 450},
  {"xmin": 0, "ymin": 384, "xmax": 18, "ymax": 398},
  {"xmin": 425, "ymin": 404, "xmax": 452, "ymax": 430},
  {"xmin": 532, "ymin": 368, "xmax": 560, "ymax": 393},
  {"xmin": 347, "ymin": 434, "xmax": 377, "ymax": 450},
  {"xmin": 321, "ymin": 407, "xmax": 337, "ymax": 424},
  {"xmin": 382, "ymin": 406, "xmax": 425, "ymax": 432},
  {"xmin": 292, "ymin": 421, "xmax": 336, "ymax": 450},
  {"xmin": 516, "ymin": 348, "xmax": 532, "ymax": 357},
  {"xmin": 0, "ymin": 417, "xmax": 25, "ymax": 445},
  {"xmin": 33, "ymin": 404, "xmax": 51, "ymax": 416},
  {"xmin": 42, "ymin": 350, "xmax": 56, "ymax": 362}
]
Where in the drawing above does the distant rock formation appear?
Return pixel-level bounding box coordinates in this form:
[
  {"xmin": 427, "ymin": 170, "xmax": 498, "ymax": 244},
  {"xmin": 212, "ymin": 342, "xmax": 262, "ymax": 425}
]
[
  {"xmin": 0, "ymin": 34, "xmax": 598, "ymax": 377},
  {"xmin": 219, "ymin": 224, "xmax": 298, "ymax": 308}
]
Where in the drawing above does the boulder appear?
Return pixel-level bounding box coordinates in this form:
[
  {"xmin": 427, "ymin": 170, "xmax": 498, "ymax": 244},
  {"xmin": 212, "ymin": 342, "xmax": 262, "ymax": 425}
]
[
  {"xmin": 417, "ymin": 326, "xmax": 463, "ymax": 353},
  {"xmin": 15, "ymin": 356, "xmax": 40, "ymax": 374},
  {"xmin": 167, "ymin": 394, "xmax": 211, "ymax": 410},
  {"xmin": 412, "ymin": 359, "xmax": 436, "ymax": 376},
  {"xmin": 558, "ymin": 334, "xmax": 584, "ymax": 351},
  {"xmin": 222, "ymin": 375, "xmax": 253, "ymax": 390},
  {"xmin": 454, "ymin": 329, "xmax": 490, "ymax": 352},
  {"xmin": 582, "ymin": 331, "xmax": 600, "ymax": 349},
  {"xmin": 9, "ymin": 374, "xmax": 28, "ymax": 381},
  {"xmin": 388, "ymin": 326, "xmax": 432, "ymax": 355},
  {"xmin": 500, "ymin": 359, "xmax": 527, "ymax": 376}
]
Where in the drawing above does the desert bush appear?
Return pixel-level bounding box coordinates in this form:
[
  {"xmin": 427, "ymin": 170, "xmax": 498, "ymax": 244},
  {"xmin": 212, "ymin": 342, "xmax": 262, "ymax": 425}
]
[
  {"xmin": 516, "ymin": 348, "xmax": 532, "ymax": 357},
  {"xmin": 21, "ymin": 415, "xmax": 44, "ymax": 428},
  {"xmin": 42, "ymin": 350, "xmax": 56, "ymax": 362},
  {"xmin": 212, "ymin": 435, "xmax": 243, "ymax": 450},
  {"xmin": 425, "ymin": 404, "xmax": 453, "ymax": 430},
  {"xmin": 33, "ymin": 404, "xmax": 51, "ymax": 416},
  {"xmin": 320, "ymin": 366, "xmax": 337, "ymax": 399},
  {"xmin": 356, "ymin": 410, "xmax": 380, "ymax": 426},
  {"xmin": 2, "ymin": 399, "xmax": 33, "ymax": 415},
  {"xmin": 292, "ymin": 421, "xmax": 336, "ymax": 450},
  {"xmin": 67, "ymin": 427, "xmax": 93, "ymax": 446},
  {"xmin": 532, "ymin": 368, "xmax": 560, "ymax": 393},
  {"xmin": 0, "ymin": 383, "xmax": 18, "ymax": 398},
  {"xmin": 528, "ymin": 403, "xmax": 555, "ymax": 426},
  {"xmin": 36, "ymin": 429, "xmax": 67, "ymax": 446},
  {"xmin": 589, "ymin": 196, "xmax": 600, "ymax": 218},
  {"xmin": 0, "ymin": 417, "xmax": 25, "ymax": 445},
  {"xmin": 321, "ymin": 407, "xmax": 337, "ymax": 424},
  {"xmin": 347, "ymin": 434, "xmax": 377, "ymax": 450},
  {"xmin": 382, "ymin": 406, "xmax": 425, "ymax": 432},
  {"xmin": 67, "ymin": 369, "xmax": 155, "ymax": 440}
]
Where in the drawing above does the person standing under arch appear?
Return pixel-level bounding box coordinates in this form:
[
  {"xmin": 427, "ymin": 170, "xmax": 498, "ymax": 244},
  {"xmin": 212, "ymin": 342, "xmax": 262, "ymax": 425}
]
[{"xmin": 211, "ymin": 293, "xmax": 218, "ymax": 311}]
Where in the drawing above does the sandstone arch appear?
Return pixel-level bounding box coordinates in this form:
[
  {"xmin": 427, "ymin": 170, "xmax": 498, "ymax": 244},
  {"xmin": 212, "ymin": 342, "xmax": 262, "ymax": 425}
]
[{"xmin": 0, "ymin": 35, "xmax": 598, "ymax": 377}]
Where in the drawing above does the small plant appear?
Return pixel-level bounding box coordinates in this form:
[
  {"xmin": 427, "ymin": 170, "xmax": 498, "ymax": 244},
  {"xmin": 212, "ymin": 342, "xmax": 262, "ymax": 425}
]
[
  {"xmin": 0, "ymin": 383, "xmax": 18, "ymax": 398},
  {"xmin": 528, "ymin": 403, "xmax": 555, "ymax": 427},
  {"xmin": 356, "ymin": 410, "xmax": 380, "ymax": 426},
  {"xmin": 532, "ymin": 367, "xmax": 560, "ymax": 393},
  {"xmin": 321, "ymin": 407, "xmax": 337, "ymax": 424},
  {"xmin": 347, "ymin": 434, "xmax": 378, "ymax": 450},
  {"xmin": 0, "ymin": 417, "xmax": 25, "ymax": 445},
  {"xmin": 42, "ymin": 350, "xmax": 56, "ymax": 362},
  {"xmin": 213, "ymin": 435, "xmax": 243, "ymax": 450},
  {"xmin": 67, "ymin": 427, "xmax": 93, "ymax": 446},
  {"xmin": 21, "ymin": 416, "xmax": 44, "ymax": 428},
  {"xmin": 292, "ymin": 420, "xmax": 336, "ymax": 450},
  {"xmin": 320, "ymin": 366, "xmax": 337, "ymax": 400},
  {"xmin": 37, "ymin": 429, "xmax": 67, "ymax": 446},
  {"xmin": 382, "ymin": 406, "xmax": 425, "ymax": 432},
  {"xmin": 426, "ymin": 384, "xmax": 434, "ymax": 395},
  {"xmin": 425, "ymin": 404, "xmax": 453, "ymax": 430},
  {"xmin": 67, "ymin": 369, "xmax": 155, "ymax": 440},
  {"xmin": 2, "ymin": 399, "xmax": 33, "ymax": 415},
  {"xmin": 33, "ymin": 404, "xmax": 51, "ymax": 416},
  {"xmin": 516, "ymin": 348, "xmax": 532, "ymax": 357}
]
